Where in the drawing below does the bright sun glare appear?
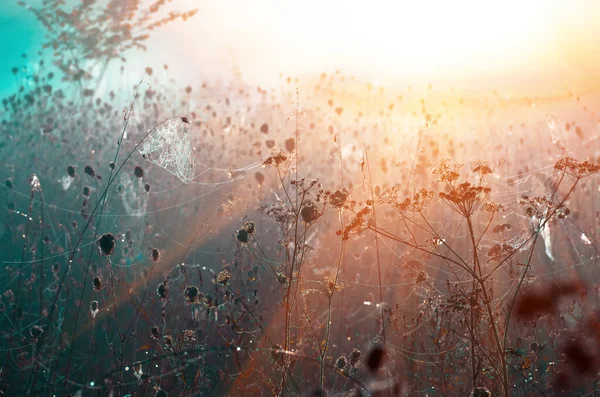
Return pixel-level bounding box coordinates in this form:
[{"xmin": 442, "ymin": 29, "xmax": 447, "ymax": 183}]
[
  {"xmin": 146, "ymin": 0, "xmax": 595, "ymax": 92},
  {"xmin": 291, "ymin": 0, "xmax": 561, "ymax": 77}
]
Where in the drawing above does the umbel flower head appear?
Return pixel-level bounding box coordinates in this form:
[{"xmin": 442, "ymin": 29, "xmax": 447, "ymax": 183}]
[
  {"xmin": 300, "ymin": 201, "xmax": 320, "ymax": 223},
  {"xmin": 554, "ymin": 157, "xmax": 600, "ymax": 179}
]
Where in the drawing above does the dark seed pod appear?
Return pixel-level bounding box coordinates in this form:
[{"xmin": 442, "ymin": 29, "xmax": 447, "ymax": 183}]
[
  {"xmin": 84, "ymin": 165, "xmax": 95, "ymax": 177},
  {"xmin": 98, "ymin": 233, "xmax": 115, "ymax": 256},
  {"xmin": 184, "ymin": 285, "xmax": 200, "ymax": 303},
  {"xmin": 157, "ymin": 282, "xmax": 167, "ymax": 299},
  {"xmin": 236, "ymin": 228, "xmax": 249, "ymax": 243},
  {"xmin": 470, "ymin": 387, "xmax": 492, "ymax": 397},
  {"xmin": 150, "ymin": 248, "xmax": 161, "ymax": 263},
  {"xmin": 92, "ymin": 276, "xmax": 102, "ymax": 291},
  {"xmin": 285, "ymin": 137, "xmax": 295, "ymax": 152},
  {"xmin": 67, "ymin": 165, "xmax": 76, "ymax": 178},
  {"xmin": 151, "ymin": 325, "xmax": 160, "ymax": 339},
  {"xmin": 531, "ymin": 341, "xmax": 539, "ymax": 353},
  {"xmin": 349, "ymin": 348, "xmax": 362, "ymax": 367},
  {"xmin": 309, "ymin": 388, "xmax": 325, "ymax": 397},
  {"xmin": 134, "ymin": 166, "xmax": 144, "ymax": 178},
  {"xmin": 255, "ymin": 172, "xmax": 264, "ymax": 185},
  {"xmin": 366, "ymin": 344, "xmax": 386, "ymax": 373},
  {"xmin": 335, "ymin": 355, "xmax": 347, "ymax": 370},
  {"xmin": 30, "ymin": 325, "xmax": 44, "ymax": 339}
]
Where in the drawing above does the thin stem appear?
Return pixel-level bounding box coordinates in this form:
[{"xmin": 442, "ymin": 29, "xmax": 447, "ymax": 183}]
[
  {"xmin": 365, "ymin": 151, "xmax": 385, "ymax": 342},
  {"xmin": 320, "ymin": 211, "xmax": 345, "ymax": 391}
]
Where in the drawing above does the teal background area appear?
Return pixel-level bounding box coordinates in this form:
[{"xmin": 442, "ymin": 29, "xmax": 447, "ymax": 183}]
[{"xmin": 0, "ymin": 2, "xmax": 44, "ymax": 98}]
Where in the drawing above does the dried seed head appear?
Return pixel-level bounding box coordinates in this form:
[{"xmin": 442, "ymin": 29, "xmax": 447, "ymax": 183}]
[
  {"xmin": 84, "ymin": 165, "xmax": 95, "ymax": 177},
  {"xmin": 92, "ymin": 276, "xmax": 102, "ymax": 291},
  {"xmin": 470, "ymin": 387, "xmax": 492, "ymax": 397},
  {"xmin": 301, "ymin": 202, "xmax": 319, "ymax": 223},
  {"xmin": 98, "ymin": 233, "xmax": 115, "ymax": 256},
  {"xmin": 243, "ymin": 221, "xmax": 255, "ymax": 235},
  {"xmin": 216, "ymin": 270, "xmax": 231, "ymax": 285},
  {"xmin": 366, "ymin": 344, "xmax": 386, "ymax": 373},
  {"xmin": 90, "ymin": 300, "xmax": 99, "ymax": 319},
  {"xmin": 67, "ymin": 165, "xmax": 76, "ymax": 178},
  {"xmin": 157, "ymin": 282, "xmax": 167, "ymax": 299},
  {"xmin": 150, "ymin": 248, "xmax": 161, "ymax": 263},
  {"xmin": 134, "ymin": 166, "xmax": 144, "ymax": 178},
  {"xmin": 277, "ymin": 272, "xmax": 288, "ymax": 286},
  {"xmin": 255, "ymin": 172, "xmax": 264, "ymax": 185},
  {"xmin": 235, "ymin": 228, "xmax": 249, "ymax": 244},
  {"xmin": 349, "ymin": 348, "xmax": 362, "ymax": 367},
  {"xmin": 335, "ymin": 355, "xmax": 347, "ymax": 370},
  {"xmin": 30, "ymin": 325, "xmax": 44, "ymax": 339},
  {"xmin": 151, "ymin": 325, "xmax": 160, "ymax": 339},
  {"xmin": 184, "ymin": 285, "xmax": 200, "ymax": 304}
]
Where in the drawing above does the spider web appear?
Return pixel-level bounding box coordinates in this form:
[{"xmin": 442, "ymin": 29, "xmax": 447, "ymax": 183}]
[{"xmin": 139, "ymin": 117, "xmax": 196, "ymax": 184}]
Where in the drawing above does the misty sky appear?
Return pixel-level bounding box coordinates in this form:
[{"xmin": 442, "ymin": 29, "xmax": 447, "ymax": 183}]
[{"xmin": 1, "ymin": 0, "xmax": 600, "ymax": 98}]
